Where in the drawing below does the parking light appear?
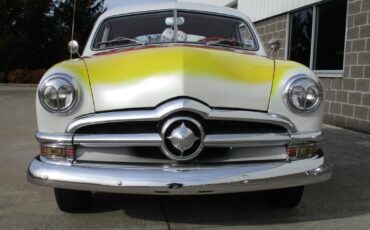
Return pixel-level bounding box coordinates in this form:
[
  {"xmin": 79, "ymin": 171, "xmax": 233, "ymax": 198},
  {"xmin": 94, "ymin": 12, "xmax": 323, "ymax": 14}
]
[
  {"xmin": 287, "ymin": 143, "xmax": 321, "ymax": 159},
  {"xmin": 40, "ymin": 144, "xmax": 75, "ymax": 161}
]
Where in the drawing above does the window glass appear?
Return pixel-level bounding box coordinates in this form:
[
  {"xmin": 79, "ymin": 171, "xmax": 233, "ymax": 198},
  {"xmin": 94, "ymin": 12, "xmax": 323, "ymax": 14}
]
[
  {"xmin": 94, "ymin": 12, "xmax": 174, "ymax": 49},
  {"xmin": 176, "ymin": 11, "xmax": 257, "ymax": 49},
  {"xmin": 314, "ymin": 0, "xmax": 347, "ymax": 70},
  {"xmin": 176, "ymin": 12, "xmax": 240, "ymax": 43},
  {"xmin": 93, "ymin": 11, "xmax": 257, "ymax": 50},
  {"xmin": 289, "ymin": 8, "xmax": 313, "ymax": 67},
  {"xmin": 239, "ymin": 23, "xmax": 256, "ymax": 49},
  {"xmin": 288, "ymin": 0, "xmax": 347, "ymax": 70}
]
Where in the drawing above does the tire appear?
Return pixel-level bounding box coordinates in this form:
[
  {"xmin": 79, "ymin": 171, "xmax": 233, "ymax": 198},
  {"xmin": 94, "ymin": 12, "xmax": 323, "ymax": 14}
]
[
  {"xmin": 264, "ymin": 186, "xmax": 304, "ymax": 208},
  {"xmin": 54, "ymin": 188, "xmax": 92, "ymax": 213}
]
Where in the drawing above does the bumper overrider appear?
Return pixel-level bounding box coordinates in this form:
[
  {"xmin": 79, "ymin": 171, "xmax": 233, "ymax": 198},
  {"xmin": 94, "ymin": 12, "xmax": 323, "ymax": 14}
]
[{"xmin": 28, "ymin": 99, "xmax": 332, "ymax": 195}]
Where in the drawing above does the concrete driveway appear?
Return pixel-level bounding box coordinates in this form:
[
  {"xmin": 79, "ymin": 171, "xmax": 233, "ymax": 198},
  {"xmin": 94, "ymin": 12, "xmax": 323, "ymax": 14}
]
[{"xmin": 1, "ymin": 85, "xmax": 370, "ymax": 229}]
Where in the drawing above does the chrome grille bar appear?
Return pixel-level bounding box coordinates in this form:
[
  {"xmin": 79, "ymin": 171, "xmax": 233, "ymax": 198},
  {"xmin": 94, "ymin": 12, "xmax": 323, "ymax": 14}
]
[
  {"xmin": 66, "ymin": 99, "xmax": 296, "ymax": 134},
  {"xmin": 73, "ymin": 134, "xmax": 162, "ymax": 147},
  {"xmin": 204, "ymin": 133, "xmax": 291, "ymax": 147},
  {"xmin": 37, "ymin": 132, "xmax": 322, "ymax": 147},
  {"xmin": 71, "ymin": 133, "xmax": 292, "ymax": 148}
]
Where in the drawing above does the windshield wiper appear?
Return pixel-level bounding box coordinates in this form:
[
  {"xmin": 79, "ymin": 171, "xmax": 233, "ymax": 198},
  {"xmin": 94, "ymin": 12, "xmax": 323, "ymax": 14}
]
[
  {"xmin": 205, "ymin": 38, "xmax": 243, "ymax": 47},
  {"xmin": 97, "ymin": 36, "xmax": 145, "ymax": 46}
]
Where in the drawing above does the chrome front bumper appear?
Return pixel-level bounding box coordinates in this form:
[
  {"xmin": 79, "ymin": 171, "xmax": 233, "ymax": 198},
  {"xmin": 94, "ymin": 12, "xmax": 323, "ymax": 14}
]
[{"xmin": 28, "ymin": 154, "xmax": 332, "ymax": 195}]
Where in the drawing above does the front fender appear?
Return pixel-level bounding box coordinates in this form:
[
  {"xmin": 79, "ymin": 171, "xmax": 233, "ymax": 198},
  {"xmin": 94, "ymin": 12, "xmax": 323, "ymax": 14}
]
[
  {"xmin": 269, "ymin": 60, "xmax": 324, "ymax": 133},
  {"xmin": 36, "ymin": 59, "xmax": 95, "ymax": 133}
]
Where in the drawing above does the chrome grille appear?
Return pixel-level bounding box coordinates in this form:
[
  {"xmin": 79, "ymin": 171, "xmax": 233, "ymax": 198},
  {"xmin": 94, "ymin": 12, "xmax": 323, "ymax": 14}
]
[{"xmin": 69, "ymin": 98, "xmax": 296, "ymax": 163}]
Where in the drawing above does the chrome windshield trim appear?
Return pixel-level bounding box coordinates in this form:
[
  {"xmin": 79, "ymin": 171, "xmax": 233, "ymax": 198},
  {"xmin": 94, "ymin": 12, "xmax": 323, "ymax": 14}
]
[
  {"xmin": 66, "ymin": 99, "xmax": 297, "ymax": 134},
  {"xmin": 204, "ymin": 133, "xmax": 291, "ymax": 147},
  {"xmin": 73, "ymin": 133, "xmax": 162, "ymax": 148}
]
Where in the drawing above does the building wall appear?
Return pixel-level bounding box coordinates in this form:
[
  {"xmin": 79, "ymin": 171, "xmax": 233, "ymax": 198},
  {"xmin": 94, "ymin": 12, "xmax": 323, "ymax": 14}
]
[
  {"xmin": 180, "ymin": 0, "xmax": 323, "ymax": 22},
  {"xmin": 320, "ymin": 0, "xmax": 370, "ymax": 133},
  {"xmin": 239, "ymin": 0, "xmax": 322, "ymax": 22},
  {"xmin": 254, "ymin": 15, "xmax": 288, "ymax": 59}
]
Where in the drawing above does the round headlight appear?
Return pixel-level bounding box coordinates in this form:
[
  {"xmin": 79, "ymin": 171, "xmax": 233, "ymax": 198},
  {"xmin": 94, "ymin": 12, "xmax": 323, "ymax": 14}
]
[
  {"xmin": 284, "ymin": 75, "xmax": 323, "ymax": 113},
  {"xmin": 39, "ymin": 74, "xmax": 80, "ymax": 115}
]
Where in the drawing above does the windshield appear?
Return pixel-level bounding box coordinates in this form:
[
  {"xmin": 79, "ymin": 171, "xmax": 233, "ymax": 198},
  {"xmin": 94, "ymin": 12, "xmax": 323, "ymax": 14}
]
[{"xmin": 93, "ymin": 10, "xmax": 258, "ymax": 50}]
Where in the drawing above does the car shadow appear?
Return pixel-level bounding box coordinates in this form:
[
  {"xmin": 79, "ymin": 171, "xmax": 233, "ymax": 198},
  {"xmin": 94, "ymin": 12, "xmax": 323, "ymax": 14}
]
[
  {"xmin": 86, "ymin": 162, "xmax": 370, "ymax": 226},
  {"xmin": 85, "ymin": 127, "xmax": 370, "ymax": 226}
]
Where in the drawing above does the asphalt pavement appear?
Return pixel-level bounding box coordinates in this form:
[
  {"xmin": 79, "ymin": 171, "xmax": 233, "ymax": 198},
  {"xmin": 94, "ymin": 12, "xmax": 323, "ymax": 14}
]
[{"xmin": 0, "ymin": 85, "xmax": 370, "ymax": 229}]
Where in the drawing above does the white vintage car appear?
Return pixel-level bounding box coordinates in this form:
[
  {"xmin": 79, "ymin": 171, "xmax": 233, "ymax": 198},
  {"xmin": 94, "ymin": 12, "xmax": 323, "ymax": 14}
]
[{"xmin": 28, "ymin": 2, "xmax": 331, "ymax": 212}]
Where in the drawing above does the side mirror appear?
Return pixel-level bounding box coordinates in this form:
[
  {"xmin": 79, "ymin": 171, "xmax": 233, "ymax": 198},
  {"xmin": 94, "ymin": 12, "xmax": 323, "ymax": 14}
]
[
  {"xmin": 268, "ymin": 38, "xmax": 281, "ymax": 58},
  {"xmin": 68, "ymin": 40, "xmax": 79, "ymax": 56}
]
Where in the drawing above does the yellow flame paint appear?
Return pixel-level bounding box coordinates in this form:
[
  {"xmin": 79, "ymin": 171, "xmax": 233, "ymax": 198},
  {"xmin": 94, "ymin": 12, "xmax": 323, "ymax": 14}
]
[
  {"xmin": 55, "ymin": 59, "xmax": 90, "ymax": 86},
  {"xmin": 271, "ymin": 60, "xmax": 306, "ymax": 95},
  {"xmin": 53, "ymin": 46, "xmax": 304, "ymax": 97},
  {"xmin": 84, "ymin": 46, "xmax": 275, "ymax": 85}
]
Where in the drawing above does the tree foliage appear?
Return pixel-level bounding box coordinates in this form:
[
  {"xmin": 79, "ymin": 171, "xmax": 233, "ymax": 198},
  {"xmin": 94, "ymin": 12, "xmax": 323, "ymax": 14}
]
[{"xmin": 0, "ymin": 0, "xmax": 106, "ymax": 73}]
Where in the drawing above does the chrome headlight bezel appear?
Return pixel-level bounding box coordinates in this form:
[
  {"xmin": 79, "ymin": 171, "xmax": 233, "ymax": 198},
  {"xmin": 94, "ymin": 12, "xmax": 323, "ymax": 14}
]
[
  {"xmin": 283, "ymin": 75, "xmax": 323, "ymax": 114},
  {"xmin": 38, "ymin": 74, "xmax": 80, "ymax": 115}
]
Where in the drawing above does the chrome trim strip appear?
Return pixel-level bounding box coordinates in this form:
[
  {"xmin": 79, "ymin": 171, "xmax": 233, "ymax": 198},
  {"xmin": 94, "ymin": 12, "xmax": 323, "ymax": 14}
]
[
  {"xmin": 39, "ymin": 156, "xmax": 72, "ymax": 167},
  {"xmin": 36, "ymin": 132, "xmax": 73, "ymax": 144},
  {"xmin": 204, "ymin": 133, "xmax": 291, "ymax": 147},
  {"xmin": 73, "ymin": 134, "xmax": 162, "ymax": 147},
  {"xmin": 36, "ymin": 131, "xmax": 322, "ymax": 147},
  {"xmin": 290, "ymin": 132, "xmax": 323, "ymax": 143},
  {"xmin": 66, "ymin": 99, "xmax": 297, "ymax": 133},
  {"xmin": 28, "ymin": 154, "xmax": 332, "ymax": 195},
  {"xmin": 268, "ymin": 113, "xmax": 297, "ymax": 132},
  {"xmin": 72, "ymin": 133, "xmax": 290, "ymax": 148}
]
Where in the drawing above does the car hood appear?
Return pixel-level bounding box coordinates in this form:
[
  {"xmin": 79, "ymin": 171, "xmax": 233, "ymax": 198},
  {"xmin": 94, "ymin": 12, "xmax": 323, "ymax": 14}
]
[{"xmin": 84, "ymin": 45, "xmax": 274, "ymax": 112}]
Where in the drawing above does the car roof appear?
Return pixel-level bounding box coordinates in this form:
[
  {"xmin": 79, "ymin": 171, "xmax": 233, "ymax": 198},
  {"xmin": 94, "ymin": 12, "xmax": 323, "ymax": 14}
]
[{"xmin": 101, "ymin": 2, "xmax": 252, "ymax": 22}]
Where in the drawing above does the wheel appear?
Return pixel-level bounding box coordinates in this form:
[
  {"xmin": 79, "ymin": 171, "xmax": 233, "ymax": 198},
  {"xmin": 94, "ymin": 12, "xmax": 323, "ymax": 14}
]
[
  {"xmin": 54, "ymin": 188, "xmax": 92, "ymax": 213},
  {"xmin": 264, "ymin": 186, "xmax": 304, "ymax": 208}
]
